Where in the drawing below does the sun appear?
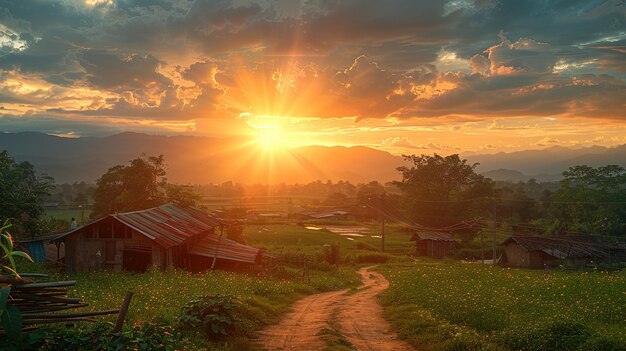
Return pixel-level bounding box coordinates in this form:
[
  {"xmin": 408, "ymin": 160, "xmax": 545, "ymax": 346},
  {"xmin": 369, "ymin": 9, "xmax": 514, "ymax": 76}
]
[
  {"xmin": 242, "ymin": 114, "xmax": 293, "ymax": 150},
  {"xmin": 255, "ymin": 127, "xmax": 286, "ymax": 150}
]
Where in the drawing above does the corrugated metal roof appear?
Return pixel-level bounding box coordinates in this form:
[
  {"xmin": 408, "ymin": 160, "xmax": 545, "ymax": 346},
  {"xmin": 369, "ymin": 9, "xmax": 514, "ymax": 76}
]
[
  {"xmin": 189, "ymin": 234, "xmax": 264, "ymax": 264},
  {"xmin": 411, "ymin": 231, "xmax": 455, "ymax": 241},
  {"xmin": 114, "ymin": 203, "xmax": 222, "ymax": 248},
  {"xmin": 503, "ymin": 235, "xmax": 622, "ymax": 259}
]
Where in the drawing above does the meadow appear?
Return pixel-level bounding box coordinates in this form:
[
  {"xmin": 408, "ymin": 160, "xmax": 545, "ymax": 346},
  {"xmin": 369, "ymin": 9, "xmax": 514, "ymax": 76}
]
[
  {"xmin": 245, "ymin": 223, "xmax": 415, "ymax": 262},
  {"xmin": 18, "ymin": 218, "xmax": 626, "ymax": 350},
  {"xmin": 376, "ymin": 260, "xmax": 626, "ymax": 351},
  {"xmin": 18, "ymin": 262, "xmax": 360, "ymax": 350}
]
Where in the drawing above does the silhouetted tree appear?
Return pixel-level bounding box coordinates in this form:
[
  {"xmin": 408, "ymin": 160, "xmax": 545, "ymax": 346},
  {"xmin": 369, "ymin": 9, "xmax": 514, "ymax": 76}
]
[
  {"xmin": 549, "ymin": 165, "xmax": 626, "ymax": 235},
  {"xmin": 0, "ymin": 151, "xmax": 55, "ymax": 237},
  {"xmin": 394, "ymin": 154, "xmax": 493, "ymax": 229},
  {"xmin": 92, "ymin": 155, "xmax": 199, "ymax": 218}
]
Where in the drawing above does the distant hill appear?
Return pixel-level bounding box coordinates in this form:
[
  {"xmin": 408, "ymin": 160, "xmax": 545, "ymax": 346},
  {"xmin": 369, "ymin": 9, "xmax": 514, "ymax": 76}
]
[
  {"xmin": 481, "ymin": 169, "xmax": 527, "ymax": 182},
  {"xmin": 1, "ymin": 132, "xmax": 624, "ymax": 184},
  {"xmin": 0, "ymin": 132, "xmax": 406, "ymax": 184},
  {"xmin": 465, "ymin": 145, "xmax": 626, "ymax": 182}
]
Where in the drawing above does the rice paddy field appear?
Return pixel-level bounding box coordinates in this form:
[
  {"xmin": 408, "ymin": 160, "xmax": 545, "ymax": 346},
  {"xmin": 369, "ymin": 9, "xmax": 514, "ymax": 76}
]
[{"xmin": 376, "ymin": 260, "xmax": 626, "ymax": 351}]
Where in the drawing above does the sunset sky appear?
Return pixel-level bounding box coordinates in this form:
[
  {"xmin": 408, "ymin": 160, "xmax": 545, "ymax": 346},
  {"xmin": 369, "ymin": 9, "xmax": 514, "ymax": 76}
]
[{"xmin": 0, "ymin": 0, "xmax": 625, "ymax": 155}]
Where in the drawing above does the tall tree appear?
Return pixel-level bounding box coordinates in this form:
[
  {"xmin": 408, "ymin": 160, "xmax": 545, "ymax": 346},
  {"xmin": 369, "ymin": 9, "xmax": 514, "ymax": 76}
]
[
  {"xmin": 550, "ymin": 165, "xmax": 626, "ymax": 235},
  {"xmin": 0, "ymin": 151, "xmax": 54, "ymax": 237},
  {"xmin": 394, "ymin": 154, "xmax": 492, "ymax": 228},
  {"xmin": 92, "ymin": 155, "xmax": 196, "ymax": 218}
]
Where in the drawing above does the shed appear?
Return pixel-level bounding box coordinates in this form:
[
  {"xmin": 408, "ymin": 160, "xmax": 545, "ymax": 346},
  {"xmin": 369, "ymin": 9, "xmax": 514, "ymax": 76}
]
[
  {"xmin": 55, "ymin": 203, "xmax": 266, "ymax": 273},
  {"xmin": 501, "ymin": 235, "xmax": 626, "ymax": 269},
  {"xmin": 16, "ymin": 233, "xmax": 66, "ymax": 263},
  {"xmin": 295, "ymin": 209, "xmax": 354, "ymax": 221},
  {"xmin": 410, "ymin": 231, "xmax": 456, "ymax": 258}
]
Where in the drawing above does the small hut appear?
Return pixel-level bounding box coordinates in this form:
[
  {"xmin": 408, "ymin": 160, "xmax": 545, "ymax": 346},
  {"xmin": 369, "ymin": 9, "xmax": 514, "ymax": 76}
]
[
  {"xmin": 501, "ymin": 235, "xmax": 626, "ymax": 269},
  {"xmin": 294, "ymin": 209, "xmax": 354, "ymax": 221},
  {"xmin": 16, "ymin": 233, "xmax": 66, "ymax": 263},
  {"xmin": 410, "ymin": 231, "xmax": 456, "ymax": 258},
  {"xmin": 54, "ymin": 203, "xmax": 266, "ymax": 272}
]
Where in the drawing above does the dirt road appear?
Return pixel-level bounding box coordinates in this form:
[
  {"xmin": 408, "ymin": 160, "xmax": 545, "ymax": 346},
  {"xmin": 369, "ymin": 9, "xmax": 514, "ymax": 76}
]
[{"xmin": 256, "ymin": 267, "xmax": 415, "ymax": 351}]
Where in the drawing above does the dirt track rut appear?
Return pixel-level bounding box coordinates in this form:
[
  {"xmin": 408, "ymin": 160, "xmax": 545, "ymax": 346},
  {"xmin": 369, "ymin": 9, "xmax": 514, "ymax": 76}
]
[{"xmin": 256, "ymin": 266, "xmax": 415, "ymax": 351}]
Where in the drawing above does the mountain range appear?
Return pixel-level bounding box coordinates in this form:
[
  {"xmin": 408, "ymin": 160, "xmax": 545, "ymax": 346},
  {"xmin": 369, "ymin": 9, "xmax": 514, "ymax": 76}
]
[{"xmin": 0, "ymin": 132, "xmax": 624, "ymax": 184}]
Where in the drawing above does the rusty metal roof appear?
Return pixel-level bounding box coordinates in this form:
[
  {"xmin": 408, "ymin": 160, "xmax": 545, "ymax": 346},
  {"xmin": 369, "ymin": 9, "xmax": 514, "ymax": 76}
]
[
  {"xmin": 113, "ymin": 203, "xmax": 222, "ymax": 248},
  {"xmin": 410, "ymin": 231, "xmax": 455, "ymax": 242},
  {"xmin": 502, "ymin": 235, "xmax": 624, "ymax": 259},
  {"xmin": 189, "ymin": 235, "xmax": 265, "ymax": 265}
]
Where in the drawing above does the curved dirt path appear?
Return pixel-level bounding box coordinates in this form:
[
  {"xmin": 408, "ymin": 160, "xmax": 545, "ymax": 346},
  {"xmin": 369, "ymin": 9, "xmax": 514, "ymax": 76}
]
[{"xmin": 256, "ymin": 266, "xmax": 415, "ymax": 351}]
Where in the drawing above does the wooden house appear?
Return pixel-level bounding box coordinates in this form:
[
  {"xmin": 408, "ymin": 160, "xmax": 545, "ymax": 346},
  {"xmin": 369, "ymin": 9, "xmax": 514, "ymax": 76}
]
[
  {"xmin": 410, "ymin": 231, "xmax": 456, "ymax": 258},
  {"xmin": 501, "ymin": 235, "xmax": 626, "ymax": 269},
  {"xmin": 54, "ymin": 203, "xmax": 266, "ymax": 272}
]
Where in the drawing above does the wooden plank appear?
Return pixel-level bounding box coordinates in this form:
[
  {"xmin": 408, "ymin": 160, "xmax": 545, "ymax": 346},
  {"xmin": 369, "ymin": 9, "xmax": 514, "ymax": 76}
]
[
  {"xmin": 113, "ymin": 290, "xmax": 134, "ymax": 333},
  {"xmin": 14, "ymin": 281, "xmax": 76, "ymax": 289},
  {"xmin": 22, "ymin": 309, "xmax": 119, "ymax": 319}
]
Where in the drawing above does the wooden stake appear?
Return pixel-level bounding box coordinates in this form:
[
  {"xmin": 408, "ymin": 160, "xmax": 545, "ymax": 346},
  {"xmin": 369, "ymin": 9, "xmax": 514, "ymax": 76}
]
[{"xmin": 113, "ymin": 290, "xmax": 133, "ymax": 333}]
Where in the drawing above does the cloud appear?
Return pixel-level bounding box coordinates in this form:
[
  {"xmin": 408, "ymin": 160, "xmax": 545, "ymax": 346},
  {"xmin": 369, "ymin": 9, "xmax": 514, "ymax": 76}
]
[
  {"xmin": 381, "ymin": 136, "xmax": 422, "ymax": 149},
  {"xmin": 0, "ymin": 0, "xmax": 624, "ymax": 137},
  {"xmin": 535, "ymin": 137, "xmax": 560, "ymax": 147}
]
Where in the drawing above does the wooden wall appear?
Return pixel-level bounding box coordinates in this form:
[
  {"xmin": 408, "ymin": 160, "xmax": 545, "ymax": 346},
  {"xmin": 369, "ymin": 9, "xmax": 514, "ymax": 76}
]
[
  {"xmin": 62, "ymin": 218, "xmax": 216, "ymax": 273},
  {"xmin": 63, "ymin": 217, "xmax": 159, "ymax": 272}
]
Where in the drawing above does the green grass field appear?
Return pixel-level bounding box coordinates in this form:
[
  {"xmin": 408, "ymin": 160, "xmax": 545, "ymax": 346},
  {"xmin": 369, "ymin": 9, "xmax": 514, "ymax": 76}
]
[
  {"xmin": 15, "ymin": 221, "xmax": 626, "ymax": 350},
  {"xmin": 376, "ymin": 260, "xmax": 626, "ymax": 351},
  {"xmin": 45, "ymin": 207, "xmax": 92, "ymax": 226},
  {"xmin": 23, "ymin": 263, "xmax": 360, "ymax": 350},
  {"xmin": 246, "ymin": 223, "xmax": 415, "ymax": 259}
]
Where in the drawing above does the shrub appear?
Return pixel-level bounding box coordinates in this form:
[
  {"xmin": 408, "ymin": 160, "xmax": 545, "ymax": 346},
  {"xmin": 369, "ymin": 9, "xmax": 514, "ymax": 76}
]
[
  {"xmin": 179, "ymin": 295, "xmax": 238, "ymax": 338},
  {"xmin": 347, "ymin": 252, "xmax": 389, "ymax": 264},
  {"xmin": 355, "ymin": 242, "xmax": 377, "ymax": 251},
  {"xmin": 2, "ymin": 322, "xmax": 182, "ymax": 351}
]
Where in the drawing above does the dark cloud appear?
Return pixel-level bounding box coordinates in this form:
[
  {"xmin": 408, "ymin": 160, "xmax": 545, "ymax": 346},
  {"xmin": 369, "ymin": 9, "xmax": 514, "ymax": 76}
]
[
  {"xmin": 0, "ymin": 0, "xmax": 624, "ymax": 125},
  {"xmin": 78, "ymin": 50, "xmax": 170, "ymax": 90}
]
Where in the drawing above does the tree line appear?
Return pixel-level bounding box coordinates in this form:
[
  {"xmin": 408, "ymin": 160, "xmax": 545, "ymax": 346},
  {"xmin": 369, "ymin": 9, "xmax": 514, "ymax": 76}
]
[{"xmin": 1, "ymin": 149, "xmax": 624, "ymax": 239}]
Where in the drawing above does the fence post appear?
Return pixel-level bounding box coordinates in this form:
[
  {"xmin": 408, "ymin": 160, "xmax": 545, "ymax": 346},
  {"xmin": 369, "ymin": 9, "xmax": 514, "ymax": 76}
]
[{"xmin": 113, "ymin": 290, "xmax": 134, "ymax": 333}]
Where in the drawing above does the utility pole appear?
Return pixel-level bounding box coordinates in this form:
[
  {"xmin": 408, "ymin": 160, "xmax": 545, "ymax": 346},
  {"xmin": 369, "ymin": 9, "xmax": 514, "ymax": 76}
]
[
  {"xmin": 481, "ymin": 229, "xmax": 485, "ymax": 264},
  {"xmin": 492, "ymin": 196, "xmax": 497, "ymax": 265},
  {"xmin": 380, "ymin": 192, "xmax": 386, "ymax": 253}
]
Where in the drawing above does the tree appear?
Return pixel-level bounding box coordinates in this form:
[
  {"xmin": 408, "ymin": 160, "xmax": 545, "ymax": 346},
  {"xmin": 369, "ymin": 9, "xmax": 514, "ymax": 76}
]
[
  {"xmin": 549, "ymin": 165, "xmax": 626, "ymax": 235},
  {"xmin": 165, "ymin": 184, "xmax": 201, "ymax": 207},
  {"xmin": 0, "ymin": 151, "xmax": 54, "ymax": 238},
  {"xmin": 394, "ymin": 154, "xmax": 492, "ymax": 228},
  {"xmin": 324, "ymin": 192, "xmax": 349, "ymax": 206},
  {"xmin": 92, "ymin": 155, "xmax": 199, "ymax": 218}
]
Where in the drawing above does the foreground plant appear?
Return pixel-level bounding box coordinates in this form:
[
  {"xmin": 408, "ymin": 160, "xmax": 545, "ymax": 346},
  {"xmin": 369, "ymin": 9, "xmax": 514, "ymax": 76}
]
[
  {"xmin": 0, "ymin": 221, "xmax": 33, "ymax": 279},
  {"xmin": 179, "ymin": 295, "xmax": 238, "ymax": 338},
  {"xmin": 1, "ymin": 220, "xmax": 34, "ymax": 338}
]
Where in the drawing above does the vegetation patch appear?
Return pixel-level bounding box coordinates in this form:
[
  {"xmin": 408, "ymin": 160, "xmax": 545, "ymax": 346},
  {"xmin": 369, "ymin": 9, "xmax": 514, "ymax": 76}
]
[
  {"xmin": 376, "ymin": 260, "xmax": 626, "ymax": 351},
  {"xmin": 20, "ymin": 264, "xmax": 360, "ymax": 350},
  {"xmin": 2, "ymin": 322, "xmax": 185, "ymax": 351}
]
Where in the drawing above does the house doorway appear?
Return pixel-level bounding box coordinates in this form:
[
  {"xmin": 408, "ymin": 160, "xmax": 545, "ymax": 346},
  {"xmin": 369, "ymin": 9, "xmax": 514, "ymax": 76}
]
[{"xmin": 122, "ymin": 249, "xmax": 152, "ymax": 272}]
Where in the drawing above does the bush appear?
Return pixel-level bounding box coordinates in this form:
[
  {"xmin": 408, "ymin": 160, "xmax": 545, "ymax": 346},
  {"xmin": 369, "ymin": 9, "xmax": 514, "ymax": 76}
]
[
  {"xmin": 322, "ymin": 243, "xmax": 340, "ymax": 265},
  {"xmin": 346, "ymin": 252, "xmax": 389, "ymax": 264},
  {"xmin": 2, "ymin": 322, "xmax": 182, "ymax": 351},
  {"xmin": 179, "ymin": 295, "xmax": 238, "ymax": 339},
  {"xmin": 355, "ymin": 242, "xmax": 378, "ymax": 251}
]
